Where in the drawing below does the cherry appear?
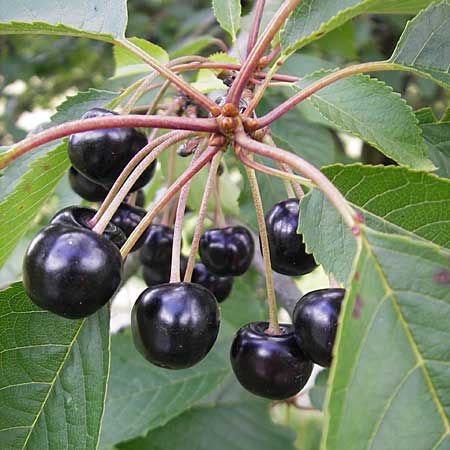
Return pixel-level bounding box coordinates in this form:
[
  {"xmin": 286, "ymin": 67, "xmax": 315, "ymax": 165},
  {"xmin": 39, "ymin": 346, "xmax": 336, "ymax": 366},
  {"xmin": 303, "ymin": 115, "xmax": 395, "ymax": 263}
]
[
  {"xmin": 50, "ymin": 206, "xmax": 126, "ymax": 249},
  {"xmin": 264, "ymin": 198, "xmax": 317, "ymax": 276},
  {"xmin": 142, "ymin": 255, "xmax": 187, "ymax": 287},
  {"xmin": 133, "ymin": 189, "xmax": 146, "ymax": 208},
  {"xmin": 139, "ymin": 224, "xmax": 178, "ymax": 268},
  {"xmin": 199, "ymin": 226, "xmax": 254, "ymax": 276},
  {"xmin": 68, "ymin": 108, "xmax": 156, "ymax": 190},
  {"xmin": 293, "ymin": 288, "xmax": 345, "ymax": 367},
  {"xmin": 23, "ymin": 224, "xmax": 123, "ymax": 319},
  {"xmin": 230, "ymin": 322, "xmax": 313, "ymax": 400},
  {"xmin": 68, "ymin": 166, "xmax": 108, "ymax": 201},
  {"xmin": 131, "ymin": 282, "xmax": 220, "ymax": 369},
  {"xmin": 111, "ymin": 203, "xmax": 146, "ymax": 251},
  {"xmin": 192, "ymin": 262, "xmax": 233, "ymax": 303}
]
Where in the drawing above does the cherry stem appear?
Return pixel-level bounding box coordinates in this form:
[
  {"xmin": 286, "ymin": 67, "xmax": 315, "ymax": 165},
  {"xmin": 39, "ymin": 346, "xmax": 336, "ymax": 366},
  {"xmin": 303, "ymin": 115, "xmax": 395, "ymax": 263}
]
[
  {"xmin": 263, "ymin": 134, "xmax": 304, "ymax": 198},
  {"xmin": 184, "ymin": 151, "xmax": 223, "ymax": 282},
  {"xmin": 171, "ymin": 61, "xmax": 298, "ymax": 83},
  {"xmin": 120, "ymin": 146, "xmax": 218, "ymax": 258},
  {"xmin": 0, "ymin": 115, "xmax": 217, "ymax": 170},
  {"xmin": 92, "ymin": 131, "xmax": 196, "ymax": 234},
  {"xmin": 146, "ymin": 79, "xmax": 172, "ymax": 115},
  {"xmin": 236, "ymin": 149, "xmax": 312, "ymax": 188},
  {"xmin": 122, "ymin": 72, "xmax": 162, "ymax": 114},
  {"xmin": 213, "ymin": 173, "xmax": 226, "ymax": 228},
  {"xmin": 246, "ymin": 0, "xmax": 266, "ymax": 57},
  {"xmin": 242, "ymin": 152, "xmax": 280, "ymax": 335},
  {"xmin": 235, "ymin": 129, "xmax": 358, "ymax": 231},
  {"xmin": 162, "ymin": 147, "xmax": 176, "ymax": 226},
  {"xmin": 257, "ymin": 61, "xmax": 397, "ymax": 128},
  {"xmin": 118, "ymin": 39, "xmax": 218, "ymax": 114},
  {"xmin": 226, "ymin": 0, "xmax": 300, "ymax": 105},
  {"xmin": 169, "ymin": 145, "xmax": 204, "ymax": 283}
]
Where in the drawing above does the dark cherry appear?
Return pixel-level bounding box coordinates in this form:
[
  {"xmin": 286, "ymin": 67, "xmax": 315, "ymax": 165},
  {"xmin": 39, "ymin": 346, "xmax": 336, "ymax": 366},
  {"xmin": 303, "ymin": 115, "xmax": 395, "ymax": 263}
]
[
  {"xmin": 264, "ymin": 198, "xmax": 317, "ymax": 276},
  {"xmin": 131, "ymin": 282, "xmax": 220, "ymax": 369},
  {"xmin": 293, "ymin": 288, "xmax": 345, "ymax": 367},
  {"xmin": 139, "ymin": 224, "xmax": 178, "ymax": 267},
  {"xmin": 23, "ymin": 224, "xmax": 123, "ymax": 319},
  {"xmin": 50, "ymin": 206, "xmax": 126, "ymax": 249},
  {"xmin": 142, "ymin": 255, "xmax": 187, "ymax": 287},
  {"xmin": 230, "ymin": 322, "xmax": 313, "ymax": 400},
  {"xmin": 199, "ymin": 226, "xmax": 254, "ymax": 276},
  {"xmin": 192, "ymin": 262, "xmax": 233, "ymax": 303},
  {"xmin": 68, "ymin": 108, "xmax": 156, "ymax": 190},
  {"xmin": 132, "ymin": 189, "xmax": 146, "ymax": 208},
  {"xmin": 111, "ymin": 203, "xmax": 146, "ymax": 252},
  {"xmin": 68, "ymin": 166, "xmax": 108, "ymax": 202}
]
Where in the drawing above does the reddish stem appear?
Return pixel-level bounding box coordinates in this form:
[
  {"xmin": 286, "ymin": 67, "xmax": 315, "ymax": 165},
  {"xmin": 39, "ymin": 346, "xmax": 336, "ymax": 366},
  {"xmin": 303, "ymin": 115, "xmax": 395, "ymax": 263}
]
[
  {"xmin": 226, "ymin": 0, "xmax": 300, "ymax": 105},
  {"xmin": 0, "ymin": 115, "xmax": 218, "ymax": 169},
  {"xmin": 120, "ymin": 146, "xmax": 218, "ymax": 257},
  {"xmin": 247, "ymin": 0, "xmax": 266, "ymax": 57}
]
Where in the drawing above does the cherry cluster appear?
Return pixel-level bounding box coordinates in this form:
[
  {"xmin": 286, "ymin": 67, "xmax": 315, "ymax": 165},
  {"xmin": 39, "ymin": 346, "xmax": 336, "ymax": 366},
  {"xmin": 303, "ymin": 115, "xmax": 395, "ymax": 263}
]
[{"xmin": 22, "ymin": 107, "xmax": 345, "ymax": 401}]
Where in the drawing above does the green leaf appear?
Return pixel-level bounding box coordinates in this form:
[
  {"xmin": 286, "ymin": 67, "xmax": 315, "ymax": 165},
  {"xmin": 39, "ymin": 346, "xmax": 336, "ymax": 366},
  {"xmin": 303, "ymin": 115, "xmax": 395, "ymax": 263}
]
[
  {"xmin": 421, "ymin": 122, "xmax": 450, "ymax": 179},
  {"xmin": 212, "ymin": 0, "xmax": 241, "ymax": 41},
  {"xmin": 0, "ymin": 282, "xmax": 110, "ymax": 450},
  {"xmin": 323, "ymin": 229, "xmax": 450, "ymax": 449},
  {"xmin": 299, "ymin": 164, "xmax": 450, "ymax": 282},
  {"xmin": 0, "ymin": 0, "xmax": 128, "ymax": 42},
  {"xmin": 117, "ymin": 376, "xmax": 296, "ymax": 450},
  {"xmin": 292, "ymin": 72, "xmax": 433, "ymax": 170},
  {"xmin": 389, "ymin": 1, "xmax": 450, "ymax": 90},
  {"xmin": 0, "ymin": 143, "xmax": 70, "ymax": 269},
  {"xmin": 113, "ymin": 37, "xmax": 169, "ymax": 78},
  {"xmin": 0, "ymin": 89, "xmax": 119, "ymax": 269},
  {"xmin": 281, "ymin": 0, "xmax": 436, "ymax": 55}
]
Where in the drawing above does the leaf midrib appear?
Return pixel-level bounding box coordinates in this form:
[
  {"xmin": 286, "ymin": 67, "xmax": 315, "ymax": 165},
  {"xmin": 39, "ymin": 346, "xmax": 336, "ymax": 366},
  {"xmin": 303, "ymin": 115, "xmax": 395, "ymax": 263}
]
[{"xmin": 20, "ymin": 318, "xmax": 86, "ymax": 450}]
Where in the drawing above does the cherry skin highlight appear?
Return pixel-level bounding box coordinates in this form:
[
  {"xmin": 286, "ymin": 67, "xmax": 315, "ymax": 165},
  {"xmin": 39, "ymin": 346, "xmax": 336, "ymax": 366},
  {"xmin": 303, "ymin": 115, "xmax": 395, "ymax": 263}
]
[
  {"xmin": 230, "ymin": 322, "xmax": 313, "ymax": 400},
  {"xmin": 293, "ymin": 288, "xmax": 345, "ymax": 367},
  {"xmin": 131, "ymin": 282, "xmax": 220, "ymax": 369},
  {"xmin": 264, "ymin": 198, "xmax": 317, "ymax": 276},
  {"xmin": 23, "ymin": 224, "xmax": 123, "ymax": 319},
  {"xmin": 199, "ymin": 226, "xmax": 254, "ymax": 276}
]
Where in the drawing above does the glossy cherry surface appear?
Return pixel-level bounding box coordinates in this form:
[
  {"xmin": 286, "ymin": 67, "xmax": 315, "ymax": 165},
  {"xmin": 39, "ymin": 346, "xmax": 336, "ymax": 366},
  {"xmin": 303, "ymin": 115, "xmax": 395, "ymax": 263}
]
[
  {"xmin": 111, "ymin": 203, "xmax": 146, "ymax": 251},
  {"xmin": 199, "ymin": 226, "xmax": 254, "ymax": 276},
  {"xmin": 230, "ymin": 322, "xmax": 313, "ymax": 400},
  {"xmin": 293, "ymin": 288, "xmax": 345, "ymax": 367},
  {"xmin": 68, "ymin": 166, "xmax": 108, "ymax": 201},
  {"xmin": 140, "ymin": 224, "xmax": 177, "ymax": 267},
  {"xmin": 68, "ymin": 108, "xmax": 156, "ymax": 190},
  {"xmin": 264, "ymin": 198, "xmax": 317, "ymax": 276},
  {"xmin": 131, "ymin": 282, "xmax": 220, "ymax": 369},
  {"xmin": 23, "ymin": 224, "xmax": 123, "ymax": 319},
  {"xmin": 192, "ymin": 262, "xmax": 233, "ymax": 303},
  {"xmin": 50, "ymin": 206, "xmax": 126, "ymax": 249}
]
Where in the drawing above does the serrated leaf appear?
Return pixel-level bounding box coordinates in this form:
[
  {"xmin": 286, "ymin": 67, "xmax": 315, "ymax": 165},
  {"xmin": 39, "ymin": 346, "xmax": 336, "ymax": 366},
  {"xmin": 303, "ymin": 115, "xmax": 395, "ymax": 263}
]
[
  {"xmin": 0, "ymin": 283, "xmax": 110, "ymax": 450},
  {"xmin": 323, "ymin": 229, "xmax": 450, "ymax": 450},
  {"xmin": 0, "ymin": 89, "xmax": 119, "ymax": 269},
  {"xmin": 292, "ymin": 72, "xmax": 433, "ymax": 170},
  {"xmin": 0, "ymin": 0, "xmax": 127, "ymax": 42},
  {"xmin": 99, "ymin": 270, "xmax": 267, "ymax": 448},
  {"xmin": 113, "ymin": 37, "xmax": 169, "ymax": 77},
  {"xmin": 212, "ymin": 0, "xmax": 241, "ymax": 41},
  {"xmin": 117, "ymin": 376, "xmax": 296, "ymax": 450},
  {"xmin": 281, "ymin": 0, "xmax": 436, "ymax": 55},
  {"xmin": 299, "ymin": 164, "xmax": 450, "ymax": 282},
  {"xmin": 421, "ymin": 121, "xmax": 450, "ymax": 178},
  {"xmin": 0, "ymin": 143, "xmax": 70, "ymax": 268},
  {"xmin": 389, "ymin": 1, "xmax": 450, "ymax": 90}
]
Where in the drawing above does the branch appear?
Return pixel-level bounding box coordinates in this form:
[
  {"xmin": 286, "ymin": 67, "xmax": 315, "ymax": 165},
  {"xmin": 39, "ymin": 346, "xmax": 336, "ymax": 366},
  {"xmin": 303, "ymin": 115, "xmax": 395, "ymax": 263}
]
[
  {"xmin": 246, "ymin": 0, "xmax": 266, "ymax": 57},
  {"xmin": 226, "ymin": 0, "xmax": 300, "ymax": 105},
  {"xmin": 257, "ymin": 61, "xmax": 397, "ymax": 128},
  {"xmin": 0, "ymin": 115, "xmax": 218, "ymax": 169}
]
